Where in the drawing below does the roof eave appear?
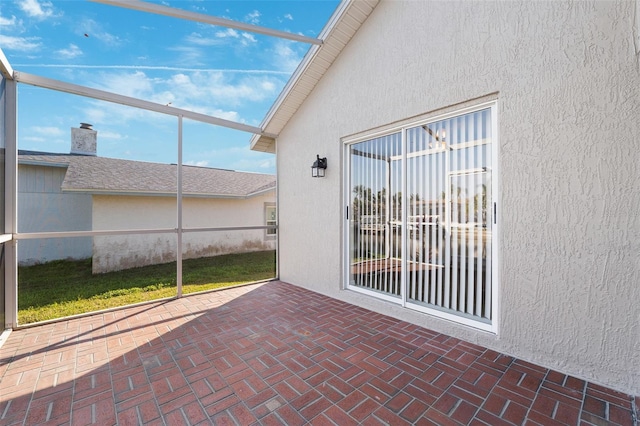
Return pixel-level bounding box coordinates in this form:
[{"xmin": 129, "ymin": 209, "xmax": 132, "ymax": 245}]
[
  {"xmin": 18, "ymin": 159, "xmax": 70, "ymax": 168},
  {"xmin": 249, "ymin": 0, "xmax": 380, "ymax": 154}
]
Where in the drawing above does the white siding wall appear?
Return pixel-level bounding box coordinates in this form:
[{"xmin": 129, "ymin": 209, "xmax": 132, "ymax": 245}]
[
  {"xmin": 276, "ymin": 1, "xmax": 640, "ymax": 394},
  {"xmin": 92, "ymin": 192, "xmax": 275, "ymax": 273},
  {"xmin": 18, "ymin": 164, "xmax": 92, "ymax": 264}
]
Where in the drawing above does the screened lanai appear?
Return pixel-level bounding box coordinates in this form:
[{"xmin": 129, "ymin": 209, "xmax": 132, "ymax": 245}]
[
  {"xmin": 0, "ymin": 0, "xmax": 336, "ymax": 328},
  {"xmin": 1, "ymin": 1, "xmax": 639, "ymax": 425}
]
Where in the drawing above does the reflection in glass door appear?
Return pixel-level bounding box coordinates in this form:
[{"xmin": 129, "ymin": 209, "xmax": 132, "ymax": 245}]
[
  {"xmin": 347, "ymin": 105, "xmax": 496, "ymax": 329},
  {"xmin": 348, "ymin": 132, "xmax": 402, "ymax": 299}
]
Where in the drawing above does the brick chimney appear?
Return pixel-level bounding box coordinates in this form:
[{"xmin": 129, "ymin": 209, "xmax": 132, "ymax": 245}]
[{"xmin": 71, "ymin": 123, "xmax": 97, "ymax": 156}]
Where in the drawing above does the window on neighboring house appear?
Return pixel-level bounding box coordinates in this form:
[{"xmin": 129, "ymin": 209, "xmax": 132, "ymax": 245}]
[
  {"xmin": 265, "ymin": 204, "xmax": 276, "ymax": 238},
  {"xmin": 344, "ymin": 102, "xmax": 498, "ymax": 332}
]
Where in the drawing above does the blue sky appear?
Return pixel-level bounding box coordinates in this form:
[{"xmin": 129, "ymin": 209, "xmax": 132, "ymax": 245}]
[{"xmin": 0, "ymin": 0, "xmax": 340, "ymax": 173}]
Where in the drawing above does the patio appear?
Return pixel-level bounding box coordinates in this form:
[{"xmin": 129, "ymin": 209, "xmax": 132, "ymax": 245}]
[{"xmin": 0, "ymin": 281, "xmax": 637, "ymax": 425}]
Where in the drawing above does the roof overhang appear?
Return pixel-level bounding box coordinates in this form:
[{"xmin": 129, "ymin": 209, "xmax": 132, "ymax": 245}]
[
  {"xmin": 250, "ymin": 0, "xmax": 379, "ymax": 154},
  {"xmin": 18, "ymin": 159, "xmax": 69, "ymax": 168},
  {"xmin": 0, "ymin": 48, "xmax": 13, "ymax": 80}
]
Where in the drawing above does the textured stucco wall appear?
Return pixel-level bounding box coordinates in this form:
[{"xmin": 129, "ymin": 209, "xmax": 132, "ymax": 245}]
[
  {"xmin": 276, "ymin": 0, "xmax": 640, "ymax": 394},
  {"xmin": 92, "ymin": 193, "xmax": 275, "ymax": 273}
]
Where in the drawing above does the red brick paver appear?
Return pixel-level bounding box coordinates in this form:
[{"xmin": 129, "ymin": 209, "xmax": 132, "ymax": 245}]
[{"xmin": 0, "ymin": 281, "xmax": 637, "ymax": 425}]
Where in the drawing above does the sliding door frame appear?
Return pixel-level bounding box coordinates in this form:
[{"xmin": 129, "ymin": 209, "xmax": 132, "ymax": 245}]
[{"xmin": 343, "ymin": 100, "xmax": 499, "ymax": 333}]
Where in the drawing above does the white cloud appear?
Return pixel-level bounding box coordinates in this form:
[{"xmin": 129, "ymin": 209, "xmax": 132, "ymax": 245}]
[
  {"xmin": 93, "ymin": 70, "xmax": 156, "ymax": 98},
  {"xmin": 228, "ymin": 154, "xmax": 275, "ymax": 173},
  {"xmin": 272, "ymin": 40, "xmax": 303, "ymax": 73},
  {"xmin": 209, "ymin": 108, "xmax": 241, "ymax": 122},
  {"xmin": 56, "ymin": 43, "xmax": 82, "ymax": 59},
  {"xmin": 189, "ymin": 146, "xmax": 275, "ymax": 174},
  {"xmin": 50, "ymin": 68, "xmax": 280, "ymax": 143},
  {"xmin": 32, "ymin": 126, "xmax": 64, "ymax": 136},
  {"xmin": 18, "ymin": 0, "xmax": 57, "ymax": 20},
  {"xmin": 184, "ymin": 28, "xmax": 256, "ymax": 52},
  {"xmin": 169, "ymin": 45, "xmax": 205, "ymax": 66},
  {"xmin": 245, "ymin": 10, "xmax": 260, "ymax": 25},
  {"xmin": 215, "ymin": 28, "xmax": 239, "ymax": 39},
  {"xmin": 96, "ymin": 130, "xmax": 123, "ymax": 140},
  {"xmin": 23, "ymin": 136, "xmax": 46, "ymax": 142},
  {"xmin": 185, "ymin": 160, "xmax": 210, "ymax": 167},
  {"xmin": 161, "ymin": 71, "xmax": 279, "ymax": 107},
  {"xmin": 0, "ymin": 15, "xmax": 20, "ymax": 27},
  {"xmin": 284, "ymin": 13, "xmax": 293, "ymax": 21},
  {"xmin": 80, "ymin": 19, "xmax": 122, "ymax": 47},
  {"xmin": 0, "ymin": 35, "xmax": 41, "ymax": 51},
  {"xmin": 184, "ymin": 32, "xmax": 208, "ymax": 45},
  {"xmin": 240, "ymin": 33, "xmax": 257, "ymax": 46}
]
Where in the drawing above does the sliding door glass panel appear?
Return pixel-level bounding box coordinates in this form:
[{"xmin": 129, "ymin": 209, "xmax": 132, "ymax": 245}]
[
  {"xmin": 406, "ymin": 108, "xmax": 493, "ymax": 323},
  {"xmin": 348, "ymin": 132, "xmax": 402, "ymax": 298},
  {"xmin": 406, "ymin": 123, "xmax": 448, "ymax": 308}
]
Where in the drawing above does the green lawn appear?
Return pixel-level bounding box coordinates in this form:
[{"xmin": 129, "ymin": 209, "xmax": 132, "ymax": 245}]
[{"xmin": 18, "ymin": 250, "xmax": 276, "ymax": 324}]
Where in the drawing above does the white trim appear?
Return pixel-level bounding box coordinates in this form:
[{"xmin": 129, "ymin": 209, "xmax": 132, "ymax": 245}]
[
  {"xmin": 274, "ymin": 136, "xmax": 280, "ymax": 280},
  {"xmin": 15, "ymin": 225, "xmax": 275, "ymax": 240},
  {"xmin": 0, "ymin": 48, "xmax": 13, "ymax": 80},
  {"xmin": 183, "ymin": 226, "xmax": 275, "ymax": 233},
  {"xmin": 177, "ymin": 115, "xmax": 183, "ymax": 298},
  {"xmin": 0, "ymin": 328, "xmax": 11, "ymax": 349},
  {"xmin": 245, "ymin": 187, "xmax": 277, "ymax": 198},
  {"xmin": 91, "ymin": 0, "xmax": 322, "ymax": 45},
  {"xmin": 400, "ymin": 128, "xmax": 408, "ymax": 307},
  {"xmin": 0, "ymin": 235, "xmax": 11, "ymax": 244},
  {"xmin": 342, "ymin": 144, "xmax": 349, "ymax": 291},
  {"xmin": 346, "ymin": 281, "xmax": 403, "ymax": 304},
  {"xmin": 4, "ymin": 78, "xmax": 17, "ymax": 329},
  {"xmin": 5, "ymin": 241, "xmax": 16, "ymax": 329},
  {"xmin": 342, "ymin": 98, "xmax": 499, "ymax": 145},
  {"xmin": 16, "ymin": 229, "xmax": 176, "ymax": 239},
  {"xmin": 18, "ymin": 159, "xmax": 69, "ymax": 168},
  {"xmin": 405, "ymin": 300, "xmax": 495, "ymax": 332},
  {"xmin": 264, "ymin": 203, "xmax": 277, "ymax": 240},
  {"xmin": 491, "ymin": 101, "xmax": 500, "ymax": 334},
  {"xmin": 62, "ymin": 188, "xmax": 275, "ymax": 199}
]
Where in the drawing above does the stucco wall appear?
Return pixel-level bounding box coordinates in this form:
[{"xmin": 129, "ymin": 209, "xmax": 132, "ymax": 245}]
[
  {"xmin": 17, "ymin": 164, "xmax": 92, "ymax": 264},
  {"xmin": 92, "ymin": 192, "xmax": 275, "ymax": 273},
  {"xmin": 275, "ymin": 0, "xmax": 640, "ymax": 394}
]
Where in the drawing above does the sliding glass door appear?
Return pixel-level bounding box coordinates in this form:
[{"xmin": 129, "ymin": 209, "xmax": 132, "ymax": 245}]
[
  {"xmin": 345, "ymin": 104, "xmax": 497, "ymax": 330},
  {"xmin": 348, "ymin": 132, "xmax": 402, "ymax": 300}
]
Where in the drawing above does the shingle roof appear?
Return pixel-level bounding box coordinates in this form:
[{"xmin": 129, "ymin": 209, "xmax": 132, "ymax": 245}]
[{"xmin": 18, "ymin": 151, "xmax": 275, "ymax": 198}]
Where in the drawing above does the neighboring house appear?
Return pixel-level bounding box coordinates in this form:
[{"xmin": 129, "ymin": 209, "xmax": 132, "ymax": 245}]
[
  {"xmin": 249, "ymin": 0, "xmax": 640, "ymax": 396},
  {"xmin": 18, "ymin": 152, "xmax": 93, "ymax": 264},
  {"xmin": 19, "ymin": 125, "xmax": 276, "ymax": 273}
]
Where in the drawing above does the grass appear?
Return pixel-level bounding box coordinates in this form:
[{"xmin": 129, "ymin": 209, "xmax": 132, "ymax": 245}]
[{"xmin": 18, "ymin": 250, "xmax": 276, "ymax": 324}]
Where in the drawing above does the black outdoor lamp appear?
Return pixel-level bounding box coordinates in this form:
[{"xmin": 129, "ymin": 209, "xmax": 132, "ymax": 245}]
[{"xmin": 311, "ymin": 155, "xmax": 327, "ymax": 178}]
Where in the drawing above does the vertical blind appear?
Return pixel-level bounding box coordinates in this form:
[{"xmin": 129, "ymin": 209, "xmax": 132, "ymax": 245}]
[{"xmin": 348, "ymin": 107, "xmax": 493, "ymax": 325}]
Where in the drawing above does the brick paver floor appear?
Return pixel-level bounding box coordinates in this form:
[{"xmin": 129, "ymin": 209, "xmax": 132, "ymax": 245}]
[{"xmin": 0, "ymin": 281, "xmax": 637, "ymax": 425}]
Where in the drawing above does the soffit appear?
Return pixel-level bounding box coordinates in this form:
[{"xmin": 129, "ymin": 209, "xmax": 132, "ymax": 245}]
[{"xmin": 250, "ymin": 0, "xmax": 379, "ymax": 153}]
